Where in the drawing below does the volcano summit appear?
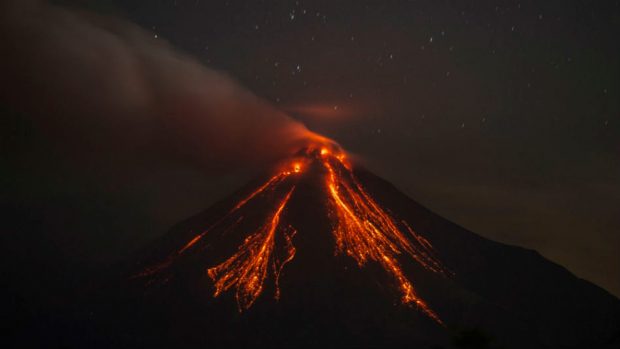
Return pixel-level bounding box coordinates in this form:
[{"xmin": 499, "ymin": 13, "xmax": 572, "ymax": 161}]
[
  {"xmin": 73, "ymin": 145, "xmax": 619, "ymax": 348},
  {"xmin": 134, "ymin": 145, "xmax": 448, "ymax": 324}
]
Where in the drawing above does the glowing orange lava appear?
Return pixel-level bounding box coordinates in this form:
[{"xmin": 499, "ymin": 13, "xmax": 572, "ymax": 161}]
[
  {"xmin": 135, "ymin": 144, "xmax": 449, "ymax": 324},
  {"xmin": 131, "ymin": 165, "xmax": 296, "ymax": 279},
  {"xmin": 320, "ymin": 153, "xmax": 446, "ymax": 324},
  {"xmin": 208, "ymin": 187, "xmax": 296, "ymax": 311}
]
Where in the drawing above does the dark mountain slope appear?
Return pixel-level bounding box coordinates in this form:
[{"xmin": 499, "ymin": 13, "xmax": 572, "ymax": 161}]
[{"xmin": 57, "ymin": 154, "xmax": 619, "ymax": 349}]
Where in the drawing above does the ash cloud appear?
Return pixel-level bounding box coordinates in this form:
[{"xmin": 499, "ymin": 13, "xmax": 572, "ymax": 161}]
[
  {"xmin": 0, "ymin": 0, "xmax": 314, "ymax": 172},
  {"xmin": 0, "ymin": 0, "xmax": 324, "ymax": 264}
]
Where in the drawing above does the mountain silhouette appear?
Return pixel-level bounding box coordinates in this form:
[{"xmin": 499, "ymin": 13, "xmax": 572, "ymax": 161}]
[{"xmin": 62, "ymin": 148, "xmax": 619, "ymax": 348}]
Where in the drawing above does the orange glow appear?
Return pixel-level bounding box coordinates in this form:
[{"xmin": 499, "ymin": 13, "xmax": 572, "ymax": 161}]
[
  {"xmin": 320, "ymin": 153, "xmax": 446, "ymax": 324},
  {"xmin": 177, "ymin": 173, "xmax": 286, "ymax": 257},
  {"xmin": 178, "ymin": 234, "xmax": 204, "ymax": 254},
  {"xmin": 131, "ymin": 172, "xmax": 291, "ymax": 279},
  {"xmin": 135, "ymin": 139, "xmax": 449, "ymax": 324},
  {"xmin": 208, "ymin": 187, "xmax": 296, "ymax": 311},
  {"xmin": 233, "ymin": 173, "xmax": 285, "ymax": 211}
]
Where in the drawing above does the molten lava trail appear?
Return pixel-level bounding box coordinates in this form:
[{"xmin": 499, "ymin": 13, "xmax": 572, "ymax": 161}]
[
  {"xmin": 132, "ymin": 170, "xmax": 293, "ymax": 279},
  {"xmin": 320, "ymin": 149, "xmax": 446, "ymax": 324},
  {"xmin": 208, "ymin": 187, "xmax": 297, "ymax": 311},
  {"xmin": 135, "ymin": 147, "xmax": 449, "ymax": 324},
  {"xmin": 179, "ymin": 172, "xmax": 288, "ymax": 255}
]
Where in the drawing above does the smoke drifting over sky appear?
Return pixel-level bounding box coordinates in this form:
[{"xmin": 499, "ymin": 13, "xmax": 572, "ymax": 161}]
[{"xmin": 1, "ymin": 0, "xmax": 315, "ymax": 173}]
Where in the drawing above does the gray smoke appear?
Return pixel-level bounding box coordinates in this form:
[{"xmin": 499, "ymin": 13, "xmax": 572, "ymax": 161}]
[
  {"xmin": 0, "ymin": 0, "xmax": 317, "ymax": 172},
  {"xmin": 0, "ymin": 0, "xmax": 329, "ymax": 260}
]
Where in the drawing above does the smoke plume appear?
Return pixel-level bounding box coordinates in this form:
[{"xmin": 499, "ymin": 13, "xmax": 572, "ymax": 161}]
[{"xmin": 0, "ymin": 0, "xmax": 317, "ymax": 172}]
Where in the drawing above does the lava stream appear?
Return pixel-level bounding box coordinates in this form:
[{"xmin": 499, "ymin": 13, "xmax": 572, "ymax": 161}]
[
  {"xmin": 320, "ymin": 149, "xmax": 446, "ymax": 324},
  {"xmin": 134, "ymin": 145, "xmax": 449, "ymax": 324},
  {"xmin": 132, "ymin": 170, "xmax": 292, "ymax": 279},
  {"xmin": 208, "ymin": 187, "xmax": 297, "ymax": 311},
  {"xmin": 180, "ymin": 172, "xmax": 288, "ymax": 255}
]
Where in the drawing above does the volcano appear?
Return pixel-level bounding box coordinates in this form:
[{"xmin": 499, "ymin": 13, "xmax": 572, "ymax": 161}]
[{"xmin": 76, "ymin": 146, "xmax": 619, "ymax": 348}]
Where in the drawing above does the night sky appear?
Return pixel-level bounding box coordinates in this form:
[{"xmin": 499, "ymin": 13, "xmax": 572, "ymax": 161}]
[{"xmin": 2, "ymin": 0, "xmax": 619, "ymax": 300}]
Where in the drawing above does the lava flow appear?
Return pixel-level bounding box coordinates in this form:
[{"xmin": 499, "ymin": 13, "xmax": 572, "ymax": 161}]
[
  {"xmin": 131, "ymin": 168, "xmax": 294, "ymax": 280},
  {"xmin": 135, "ymin": 142, "xmax": 450, "ymax": 325},
  {"xmin": 319, "ymin": 148, "xmax": 447, "ymax": 324},
  {"xmin": 207, "ymin": 187, "xmax": 297, "ymax": 311}
]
